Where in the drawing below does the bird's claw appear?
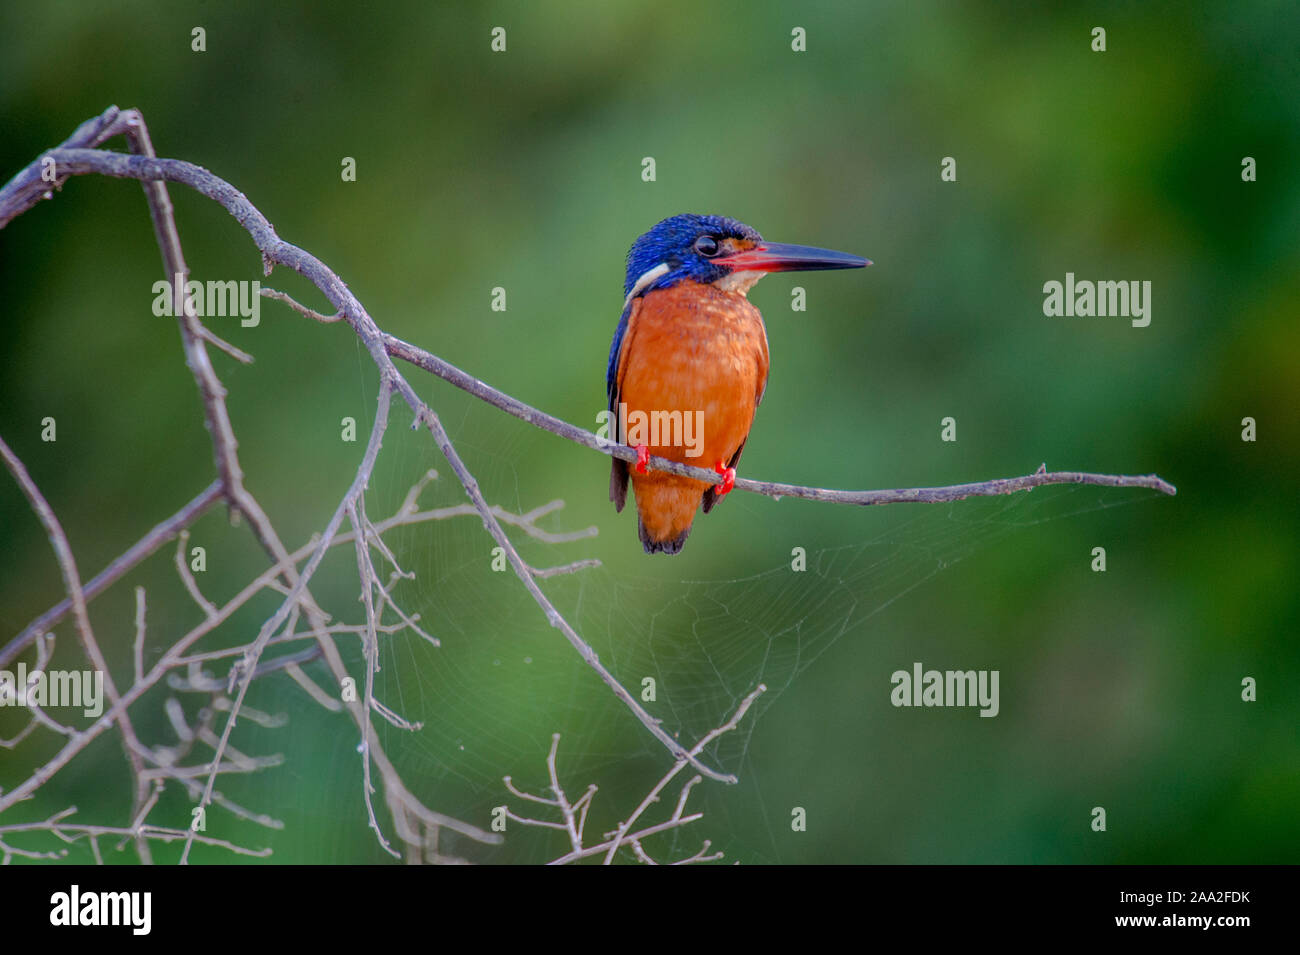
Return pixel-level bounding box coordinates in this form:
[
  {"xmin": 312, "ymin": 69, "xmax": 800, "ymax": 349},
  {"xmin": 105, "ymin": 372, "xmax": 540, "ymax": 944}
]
[
  {"xmin": 714, "ymin": 461, "xmax": 736, "ymax": 498},
  {"xmin": 634, "ymin": 444, "xmax": 650, "ymax": 474}
]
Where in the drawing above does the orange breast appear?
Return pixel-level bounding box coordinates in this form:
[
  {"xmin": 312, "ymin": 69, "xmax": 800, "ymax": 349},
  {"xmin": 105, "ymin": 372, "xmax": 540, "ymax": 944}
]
[{"xmin": 616, "ymin": 280, "xmax": 769, "ymax": 547}]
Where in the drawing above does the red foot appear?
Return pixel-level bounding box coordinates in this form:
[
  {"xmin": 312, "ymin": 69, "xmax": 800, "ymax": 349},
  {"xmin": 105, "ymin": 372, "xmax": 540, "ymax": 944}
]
[
  {"xmin": 634, "ymin": 444, "xmax": 650, "ymax": 474},
  {"xmin": 714, "ymin": 461, "xmax": 736, "ymax": 498}
]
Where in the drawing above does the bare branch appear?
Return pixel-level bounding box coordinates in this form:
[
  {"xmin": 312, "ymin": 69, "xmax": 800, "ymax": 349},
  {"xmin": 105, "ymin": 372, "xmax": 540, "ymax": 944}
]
[
  {"xmin": 132, "ymin": 587, "xmax": 147, "ymax": 685},
  {"xmin": 174, "ymin": 530, "xmax": 216, "ymax": 617},
  {"xmin": 260, "ymin": 286, "xmax": 343, "ymax": 323},
  {"xmin": 2, "ymin": 479, "xmax": 224, "ymax": 669},
  {"xmin": 349, "ymin": 495, "xmax": 399, "ymax": 859},
  {"xmin": 0, "ymin": 434, "xmax": 154, "ymax": 860},
  {"xmin": 382, "ymin": 333, "xmax": 1179, "ymax": 502},
  {"xmin": 504, "ymin": 686, "xmax": 766, "ymax": 864},
  {"xmin": 600, "ymin": 683, "xmax": 767, "ymax": 864},
  {"xmin": 0, "ymin": 112, "xmax": 516, "ymax": 858},
  {"xmin": 0, "ymin": 807, "xmax": 271, "ymax": 860},
  {"xmin": 178, "ymin": 381, "xmax": 393, "ymax": 862}
]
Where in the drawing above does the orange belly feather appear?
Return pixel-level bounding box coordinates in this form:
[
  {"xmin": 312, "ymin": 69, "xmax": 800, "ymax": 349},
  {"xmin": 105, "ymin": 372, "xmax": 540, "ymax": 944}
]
[{"xmin": 616, "ymin": 280, "xmax": 769, "ymax": 550}]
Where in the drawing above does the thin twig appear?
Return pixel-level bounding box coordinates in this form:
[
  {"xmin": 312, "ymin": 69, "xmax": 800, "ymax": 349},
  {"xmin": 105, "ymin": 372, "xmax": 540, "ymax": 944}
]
[
  {"xmin": 132, "ymin": 587, "xmax": 147, "ymax": 685},
  {"xmin": 601, "ymin": 684, "xmax": 767, "ymax": 864},
  {"xmin": 178, "ymin": 381, "xmax": 393, "ymax": 862},
  {"xmin": 174, "ymin": 530, "xmax": 216, "ymax": 617},
  {"xmin": 349, "ymin": 496, "xmax": 399, "ymax": 859},
  {"xmin": 0, "ymin": 434, "xmax": 154, "ymax": 861},
  {"xmin": 503, "ymin": 686, "xmax": 765, "ymax": 864},
  {"xmin": 2, "ymin": 479, "xmax": 224, "ymax": 669},
  {"xmin": 0, "ymin": 807, "xmax": 270, "ymax": 859}
]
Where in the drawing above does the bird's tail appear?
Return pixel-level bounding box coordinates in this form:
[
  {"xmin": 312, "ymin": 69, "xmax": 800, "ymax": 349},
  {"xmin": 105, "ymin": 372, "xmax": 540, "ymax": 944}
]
[
  {"xmin": 632, "ymin": 476, "xmax": 704, "ymax": 555},
  {"xmin": 638, "ymin": 516, "xmax": 690, "ymax": 555}
]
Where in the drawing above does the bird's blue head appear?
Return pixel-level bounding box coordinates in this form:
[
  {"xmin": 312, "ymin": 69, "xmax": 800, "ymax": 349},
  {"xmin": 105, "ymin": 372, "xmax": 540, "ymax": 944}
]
[
  {"xmin": 624, "ymin": 214, "xmax": 761, "ymax": 297},
  {"xmin": 623, "ymin": 213, "xmax": 870, "ymax": 300}
]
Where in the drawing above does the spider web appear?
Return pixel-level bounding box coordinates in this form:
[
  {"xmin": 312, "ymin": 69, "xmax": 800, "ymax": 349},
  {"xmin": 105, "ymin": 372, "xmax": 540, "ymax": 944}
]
[{"xmin": 354, "ymin": 399, "xmax": 1161, "ymax": 861}]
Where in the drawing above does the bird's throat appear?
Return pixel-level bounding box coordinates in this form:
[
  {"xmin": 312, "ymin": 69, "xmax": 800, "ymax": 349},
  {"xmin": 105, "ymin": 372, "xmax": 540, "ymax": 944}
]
[{"xmin": 711, "ymin": 269, "xmax": 767, "ymax": 296}]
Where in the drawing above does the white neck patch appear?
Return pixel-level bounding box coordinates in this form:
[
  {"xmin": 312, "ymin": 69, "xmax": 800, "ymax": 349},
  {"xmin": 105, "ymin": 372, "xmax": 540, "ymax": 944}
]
[{"xmin": 624, "ymin": 263, "xmax": 671, "ymax": 309}]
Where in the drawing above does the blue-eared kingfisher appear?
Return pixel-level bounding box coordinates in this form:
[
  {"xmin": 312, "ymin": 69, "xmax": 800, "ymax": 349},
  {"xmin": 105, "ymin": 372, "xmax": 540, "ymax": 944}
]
[{"xmin": 607, "ymin": 213, "xmax": 870, "ymax": 554}]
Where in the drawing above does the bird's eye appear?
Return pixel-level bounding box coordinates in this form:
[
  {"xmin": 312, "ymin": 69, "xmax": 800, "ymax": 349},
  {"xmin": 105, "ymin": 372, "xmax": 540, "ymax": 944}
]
[{"xmin": 694, "ymin": 236, "xmax": 720, "ymax": 257}]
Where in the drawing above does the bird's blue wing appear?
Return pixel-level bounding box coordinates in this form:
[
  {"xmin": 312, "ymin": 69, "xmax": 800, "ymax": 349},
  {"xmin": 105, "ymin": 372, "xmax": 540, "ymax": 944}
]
[
  {"xmin": 606, "ymin": 300, "xmax": 633, "ymax": 409},
  {"xmin": 606, "ymin": 298, "xmax": 637, "ymax": 511}
]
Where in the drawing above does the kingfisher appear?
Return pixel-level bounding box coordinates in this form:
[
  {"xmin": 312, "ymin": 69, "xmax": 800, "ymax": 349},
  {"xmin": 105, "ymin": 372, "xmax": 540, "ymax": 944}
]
[{"xmin": 607, "ymin": 213, "xmax": 869, "ymax": 554}]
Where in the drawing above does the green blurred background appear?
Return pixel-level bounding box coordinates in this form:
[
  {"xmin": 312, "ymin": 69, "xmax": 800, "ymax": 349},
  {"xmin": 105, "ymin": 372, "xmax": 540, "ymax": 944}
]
[{"xmin": 1, "ymin": 1, "xmax": 1296, "ymax": 863}]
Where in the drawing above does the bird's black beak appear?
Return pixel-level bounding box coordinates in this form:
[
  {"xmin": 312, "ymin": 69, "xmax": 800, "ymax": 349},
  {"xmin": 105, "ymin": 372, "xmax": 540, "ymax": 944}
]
[{"xmin": 712, "ymin": 241, "xmax": 871, "ymax": 272}]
